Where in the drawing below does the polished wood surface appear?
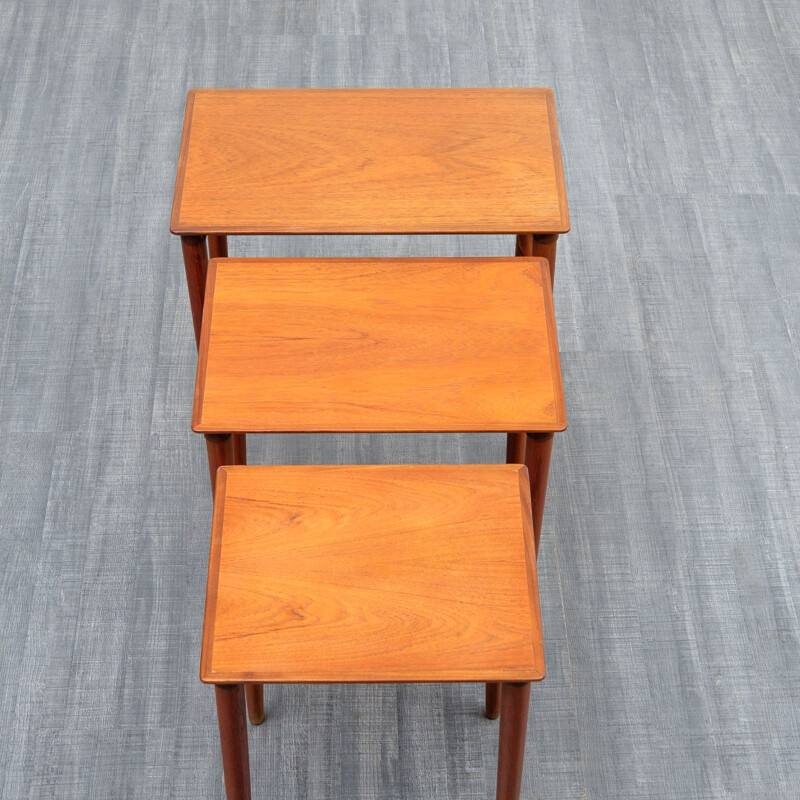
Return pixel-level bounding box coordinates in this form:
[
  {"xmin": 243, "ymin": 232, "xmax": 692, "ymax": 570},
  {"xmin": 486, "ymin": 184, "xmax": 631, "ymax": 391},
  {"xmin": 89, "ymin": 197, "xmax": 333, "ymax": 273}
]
[
  {"xmin": 193, "ymin": 257, "xmax": 566, "ymax": 433},
  {"xmin": 171, "ymin": 89, "xmax": 569, "ymax": 235},
  {"xmin": 200, "ymin": 465, "xmax": 545, "ymax": 684}
]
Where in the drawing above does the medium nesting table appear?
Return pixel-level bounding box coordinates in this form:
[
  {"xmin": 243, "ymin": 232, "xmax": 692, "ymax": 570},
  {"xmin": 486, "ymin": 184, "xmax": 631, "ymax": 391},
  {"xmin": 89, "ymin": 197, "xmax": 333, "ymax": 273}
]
[
  {"xmin": 192, "ymin": 255, "xmax": 565, "ymax": 736},
  {"xmin": 171, "ymin": 88, "xmax": 570, "ymax": 465}
]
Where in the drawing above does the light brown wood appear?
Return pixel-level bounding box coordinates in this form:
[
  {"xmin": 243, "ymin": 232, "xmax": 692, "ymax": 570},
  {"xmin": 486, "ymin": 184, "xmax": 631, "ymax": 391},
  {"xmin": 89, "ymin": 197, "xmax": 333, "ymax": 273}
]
[
  {"xmin": 171, "ymin": 89, "xmax": 569, "ymax": 235},
  {"xmin": 192, "ymin": 257, "xmax": 566, "ymax": 434},
  {"xmin": 200, "ymin": 465, "xmax": 545, "ymax": 684}
]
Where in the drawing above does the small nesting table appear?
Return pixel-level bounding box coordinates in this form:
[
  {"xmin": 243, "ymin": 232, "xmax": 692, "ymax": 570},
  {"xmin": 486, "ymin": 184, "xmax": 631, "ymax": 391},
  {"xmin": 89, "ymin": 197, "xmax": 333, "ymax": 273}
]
[{"xmin": 202, "ymin": 464, "xmax": 545, "ymax": 800}]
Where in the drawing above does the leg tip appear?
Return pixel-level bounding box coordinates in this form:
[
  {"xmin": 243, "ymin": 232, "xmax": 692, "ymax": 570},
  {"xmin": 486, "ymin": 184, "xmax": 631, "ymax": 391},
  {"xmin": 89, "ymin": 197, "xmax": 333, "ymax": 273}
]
[
  {"xmin": 485, "ymin": 682, "xmax": 502, "ymax": 719},
  {"xmin": 247, "ymin": 709, "xmax": 265, "ymax": 726},
  {"xmin": 245, "ymin": 684, "xmax": 264, "ymax": 725}
]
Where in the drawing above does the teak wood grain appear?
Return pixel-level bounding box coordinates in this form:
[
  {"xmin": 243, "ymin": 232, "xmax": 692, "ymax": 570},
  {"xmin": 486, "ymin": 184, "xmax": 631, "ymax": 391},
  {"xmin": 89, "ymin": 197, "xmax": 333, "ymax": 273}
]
[
  {"xmin": 192, "ymin": 257, "xmax": 566, "ymax": 433},
  {"xmin": 171, "ymin": 89, "xmax": 569, "ymax": 235},
  {"xmin": 200, "ymin": 465, "xmax": 545, "ymax": 684}
]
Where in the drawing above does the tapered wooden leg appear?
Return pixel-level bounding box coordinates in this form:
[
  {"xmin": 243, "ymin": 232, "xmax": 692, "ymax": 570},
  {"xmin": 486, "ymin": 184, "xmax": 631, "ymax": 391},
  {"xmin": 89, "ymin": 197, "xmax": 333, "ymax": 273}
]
[
  {"xmin": 505, "ymin": 432, "xmax": 526, "ymax": 464},
  {"xmin": 524, "ymin": 432, "xmax": 554, "ymax": 559},
  {"xmin": 232, "ymin": 429, "xmax": 248, "ymax": 520},
  {"xmin": 205, "ymin": 433, "xmax": 234, "ymax": 495},
  {"xmin": 516, "ymin": 233, "xmax": 559, "ymax": 287},
  {"xmin": 486, "ymin": 683, "xmax": 502, "ymax": 719},
  {"xmin": 496, "ymin": 682, "xmax": 531, "ymax": 800},
  {"xmin": 531, "ymin": 233, "xmax": 558, "ymax": 287},
  {"xmin": 207, "ymin": 236, "xmax": 248, "ymax": 463},
  {"xmin": 245, "ymin": 685, "xmax": 264, "ymax": 725},
  {"xmin": 489, "ymin": 430, "xmax": 529, "ymax": 714},
  {"xmin": 233, "ymin": 434, "xmax": 247, "ymax": 467},
  {"xmin": 181, "ymin": 235, "xmax": 209, "ymax": 347},
  {"xmin": 514, "ymin": 233, "xmax": 533, "ymax": 258},
  {"xmin": 209, "ymin": 415, "xmax": 255, "ymax": 722},
  {"xmin": 504, "ymin": 189, "xmax": 537, "ymax": 695},
  {"xmin": 208, "ymin": 234, "xmax": 228, "ymax": 260},
  {"xmin": 215, "ymin": 684, "xmax": 251, "ymax": 800},
  {"xmin": 205, "ymin": 434, "xmax": 265, "ymax": 724}
]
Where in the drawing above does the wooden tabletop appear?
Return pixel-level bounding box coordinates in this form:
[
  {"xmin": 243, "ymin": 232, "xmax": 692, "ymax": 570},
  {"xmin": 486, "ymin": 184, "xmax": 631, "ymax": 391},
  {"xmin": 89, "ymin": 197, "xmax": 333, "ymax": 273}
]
[
  {"xmin": 171, "ymin": 89, "xmax": 569, "ymax": 235},
  {"xmin": 200, "ymin": 464, "xmax": 545, "ymax": 684},
  {"xmin": 193, "ymin": 257, "xmax": 566, "ymax": 434}
]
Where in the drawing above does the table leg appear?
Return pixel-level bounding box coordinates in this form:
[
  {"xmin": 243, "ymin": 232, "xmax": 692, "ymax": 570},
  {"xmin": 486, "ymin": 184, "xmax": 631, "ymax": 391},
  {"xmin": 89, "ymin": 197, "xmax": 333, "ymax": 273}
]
[
  {"xmin": 215, "ymin": 684, "xmax": 251, "ymax": 800},
  {"xmin": 507, "ymin": 232, "xmax": 542, "ymax": 475},
  {"xmin": 532, "ymin": 233, "xmax": 558, "ymax": 287},
  {"xmin": 203, "ymin": 236, "xmax": 247, "ymax": 462},
  {"xmin": 524, "ymin": 433, "xmax": 554, "ymax": 559},
  {"xmin": 516, "ymin": 233, "xmax": 559, "ymax": 287},
  {"xmin": 505, "ymin": 432, "xmax": 526, "ymax": 465},
  {"xmin": 495, "ymin": 681, "xmax": 531, "ymax": 800},
  {"xmin": 208, "ymin": 234, "xmax": 228, "ymax": 260},
  {"xmin": 181, "ymin": 235, "xmax": 209, "ymax": 347},
  {"xmin": 486, "ymin": 683, "xmax": 502, "ymax": 720},
  {"xmin": 245, "ymin": 685, "xmax": 264, "ymax": 725},
  {"xmin": 205, "ymin": 434, "xmax": 264, "ymax": 725},
  {"xmin": 489, "ymin": 429, "xmax": 529, "ymax": 715},
  {"xmin": 233, "ymin": 434, "xmax": 247, "ymax": 469},
  {"xmin": 505, "ymin": 227, "xmax": 533, "ymax": 705},
  {"xmin": 205, "ymin": 434, "xmax": 234, "ymax": 495},
  {"xmin": 514, "ymin": 233, "xmax": 532, "ymax": 258}
]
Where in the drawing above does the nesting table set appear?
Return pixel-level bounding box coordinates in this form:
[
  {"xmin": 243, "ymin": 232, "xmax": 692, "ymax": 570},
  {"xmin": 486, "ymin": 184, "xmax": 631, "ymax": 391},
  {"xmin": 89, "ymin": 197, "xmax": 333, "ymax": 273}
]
[{"xmin": 171, "ymin": 89, "xmax": 569, "ymax": 800}]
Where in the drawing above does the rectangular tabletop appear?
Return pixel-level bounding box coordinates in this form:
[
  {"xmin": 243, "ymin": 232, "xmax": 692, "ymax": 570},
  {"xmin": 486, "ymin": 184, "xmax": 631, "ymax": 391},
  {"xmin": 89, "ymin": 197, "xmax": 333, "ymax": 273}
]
[
  {"xmin": 193, "ymin": 257, "xmax": 566, "ymax": 434},
  {"xmin": 171, "ymin": 89, "xmax": 569, "ymax": 235},
  {"xmin": 201, "ymin": 465, "xmax": 544, "ymax": 684}
]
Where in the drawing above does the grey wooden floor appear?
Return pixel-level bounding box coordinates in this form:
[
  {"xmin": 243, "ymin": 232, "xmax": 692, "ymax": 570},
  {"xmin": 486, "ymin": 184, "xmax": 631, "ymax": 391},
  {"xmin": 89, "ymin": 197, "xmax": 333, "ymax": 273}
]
[{"xmin": 1, "ymin": 1, "xmax": 799, "ymax": 798}]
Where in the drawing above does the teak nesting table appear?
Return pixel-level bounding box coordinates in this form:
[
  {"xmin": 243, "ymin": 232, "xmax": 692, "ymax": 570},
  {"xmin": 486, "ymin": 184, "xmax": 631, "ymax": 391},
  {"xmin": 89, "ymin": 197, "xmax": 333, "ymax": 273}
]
[
  {"xmin": 171, "ymin": 88, "xmax": 569, "ymax": 800},
  {"xmin": 203, "ymin": 464, "xmax": 545, "ymax": 800}
]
